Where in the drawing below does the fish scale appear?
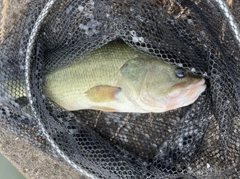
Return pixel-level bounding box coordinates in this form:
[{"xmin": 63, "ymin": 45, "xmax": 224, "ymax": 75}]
[{"xmin": 44, "ymin": 41, "xmax": 206, "ymax": 112}]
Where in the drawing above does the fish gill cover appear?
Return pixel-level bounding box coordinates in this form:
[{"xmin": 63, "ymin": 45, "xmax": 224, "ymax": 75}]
[{"xmin": 0, "ymin": 0, "xmax": 240, "ymax": 178}]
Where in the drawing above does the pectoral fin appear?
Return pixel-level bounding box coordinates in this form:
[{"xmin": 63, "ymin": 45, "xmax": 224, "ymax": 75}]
[{"xmin": 85, "ymin": 85, "xmax": 121, "ymax": 102}]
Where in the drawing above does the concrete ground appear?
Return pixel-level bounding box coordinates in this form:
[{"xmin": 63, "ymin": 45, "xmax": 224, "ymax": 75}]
[
  {"xmin": 0, "ymin": 126, "xmax": 87, "ymax": 179},
  {"xmin": 0, "ymin": 151, "xmax": 25, "ymax": 179}
]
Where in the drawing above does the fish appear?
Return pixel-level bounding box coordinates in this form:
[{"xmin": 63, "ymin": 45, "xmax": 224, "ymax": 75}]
[{"xmin": 44, "ymin": 41, "xmax": 206, "ymax": 113}]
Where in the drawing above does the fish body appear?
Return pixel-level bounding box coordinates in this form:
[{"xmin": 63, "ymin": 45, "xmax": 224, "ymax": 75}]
[{"xmin": 44, "ymin": 41, "xmax": 206, "ymax": 113}]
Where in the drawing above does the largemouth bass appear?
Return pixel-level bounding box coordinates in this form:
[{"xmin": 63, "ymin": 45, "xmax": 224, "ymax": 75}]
[{"xmin": 44, "ymin": 41, "xmax": 206, "ymax": 113}]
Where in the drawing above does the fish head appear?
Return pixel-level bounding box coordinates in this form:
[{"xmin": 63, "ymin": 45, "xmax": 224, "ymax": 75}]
[
  {"xmin": 119, "ymin": 57, "xmax": 206, "ymax": 113},
  {"xmin": 152, "ymin": 67, "xmax": 206, "ymax": 112}
]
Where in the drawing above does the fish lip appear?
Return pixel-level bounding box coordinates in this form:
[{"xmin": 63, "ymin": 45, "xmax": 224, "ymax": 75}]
[
  {"xmin": 186, "ymin": 78, "xmax": 206, "ymax": 89},
  {"xmin": 197, "ymin": 78, "xmax": 206, "ymax": 85}
]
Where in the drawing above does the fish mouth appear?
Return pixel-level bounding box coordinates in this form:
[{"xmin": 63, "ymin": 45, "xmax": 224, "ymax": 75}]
[
  {"xmin": 167, "ymin": 77, "xmax": 206, "ymax": 98},
  {"xmin": 185, "ymin": 78, "xmax": 206, "ymax": 100},
  {"xmin": 190, "ymin": 78, "xmax": 207, "ymax": 101},
  {"xmin": 174, "ymin": 78, "xmax": 206, "ymax": 106},
  {"xmin": 186, "ymin": 78, "xmax": 206, "ymax": 90},
  {"xmin": 160, "ymin": 78, "xmax": 206, "ymax": 112}
]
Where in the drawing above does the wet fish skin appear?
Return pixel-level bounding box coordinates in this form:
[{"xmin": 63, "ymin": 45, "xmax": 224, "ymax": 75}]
[{"xmin": 44, "ymin": 42, "xmax": 206, "ymax": 113}]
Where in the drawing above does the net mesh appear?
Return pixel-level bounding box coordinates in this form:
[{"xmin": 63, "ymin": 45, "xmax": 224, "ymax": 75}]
[{"xmin": 0, "ymin": 0, "xmax": 240, "ymax": 178}]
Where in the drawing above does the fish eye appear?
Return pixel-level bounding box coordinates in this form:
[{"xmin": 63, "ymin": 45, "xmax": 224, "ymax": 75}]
[{"xmin": 175, "ymin": 67, "xmax": 187, "ymax": 78}]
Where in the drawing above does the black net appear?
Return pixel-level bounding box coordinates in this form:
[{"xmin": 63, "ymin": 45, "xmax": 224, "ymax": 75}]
[{"xmin": 0, "ymin": 0, "xmax": 240, "ymax": 178}]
